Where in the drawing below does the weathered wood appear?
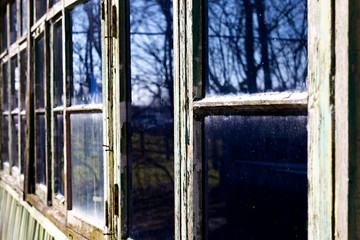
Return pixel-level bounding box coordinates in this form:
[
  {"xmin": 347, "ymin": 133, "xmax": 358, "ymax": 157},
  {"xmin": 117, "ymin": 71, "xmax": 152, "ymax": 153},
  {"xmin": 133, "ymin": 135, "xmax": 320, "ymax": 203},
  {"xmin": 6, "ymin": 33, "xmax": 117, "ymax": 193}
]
[
  {"xmin": 194, "ymin": 91, "xmax": 307, "ymax": 112},
  {"xmin": 334, "ymin": 0, "xmax": 349, "ymax": 238},
  {"xmin": 307, "ymin": 0, "xmax": 334, "ymax": 238},
  {"xmin": 113, "ymin": 0, "xmax": 131, "ymax": 238}
]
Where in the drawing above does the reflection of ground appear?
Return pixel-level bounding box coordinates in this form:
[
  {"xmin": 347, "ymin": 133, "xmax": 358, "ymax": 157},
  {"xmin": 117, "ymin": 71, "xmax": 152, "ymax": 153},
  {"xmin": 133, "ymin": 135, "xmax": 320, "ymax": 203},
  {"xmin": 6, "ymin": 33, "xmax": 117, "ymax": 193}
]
[
  {"xmin": 131, "ymin": 126, "xmax": 174, "ymax": 239},
  {"xmin": 132, "ymin": 189, "xmax": 174, "ymax": 239},
  {"xmin": 209, "ymin": 182, "xmax": 307, "ymax": 240}
]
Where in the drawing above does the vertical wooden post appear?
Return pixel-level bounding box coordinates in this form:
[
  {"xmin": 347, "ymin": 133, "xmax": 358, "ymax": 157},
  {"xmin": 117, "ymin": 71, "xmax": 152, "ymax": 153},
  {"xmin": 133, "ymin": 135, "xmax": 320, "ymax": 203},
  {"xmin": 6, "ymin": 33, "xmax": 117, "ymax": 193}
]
[
  {"xmin": 335, "ymin": 0, "xmax": 360, "ymax": 238},
  {"xmin": 174, "ymin": 0, "xmax": 205, "ymax": 239},
  {"xmin": 308, "ymin": 0, "xmax": 335, "ymax": 238}
]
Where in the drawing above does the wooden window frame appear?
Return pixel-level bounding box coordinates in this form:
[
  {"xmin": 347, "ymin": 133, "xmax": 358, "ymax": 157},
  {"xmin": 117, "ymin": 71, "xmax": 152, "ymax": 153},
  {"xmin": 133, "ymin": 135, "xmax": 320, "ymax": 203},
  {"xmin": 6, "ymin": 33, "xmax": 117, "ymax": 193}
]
[
  {"xmin": 25, "ymin": 1, "xmax": 108, "ymax": 239},
  {"xmin": 0, "ymin": 0, "xmax": 27, "ymax": 191}
]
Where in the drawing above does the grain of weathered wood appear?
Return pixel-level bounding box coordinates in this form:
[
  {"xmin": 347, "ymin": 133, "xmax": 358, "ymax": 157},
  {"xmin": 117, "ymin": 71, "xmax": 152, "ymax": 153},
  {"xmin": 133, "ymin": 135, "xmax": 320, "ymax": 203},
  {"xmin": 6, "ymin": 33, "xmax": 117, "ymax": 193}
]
[
  {"xmin": 307, "ymin": 0, "xmax": 334, "ymax": 238},
  {"xmin": 334, "ymin": 0, "xmax": 350, "ymax": 238}
]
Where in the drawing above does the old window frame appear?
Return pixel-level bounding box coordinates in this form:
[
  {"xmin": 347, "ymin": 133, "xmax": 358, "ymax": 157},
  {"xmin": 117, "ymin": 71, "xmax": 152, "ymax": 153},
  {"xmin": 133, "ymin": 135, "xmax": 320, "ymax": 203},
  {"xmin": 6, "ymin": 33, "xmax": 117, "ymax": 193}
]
[
  {"xmin": 0, "ymin": 0, "xmax": 28, "ymax": 190},
  {"xmin": 24, "ymin": 1, "xmax": 108, "ymax": 239}
]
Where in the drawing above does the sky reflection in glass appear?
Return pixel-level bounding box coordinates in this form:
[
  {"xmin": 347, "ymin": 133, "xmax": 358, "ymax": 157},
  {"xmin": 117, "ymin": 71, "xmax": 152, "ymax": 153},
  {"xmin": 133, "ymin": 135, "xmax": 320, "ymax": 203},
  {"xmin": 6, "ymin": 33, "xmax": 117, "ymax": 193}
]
[
  {"xmin": 207, "ymin": 0, "xmax": 307, "ymax": 95},
  {"xmin": 71, "ymin": 0, "xmax": 102, "ymax": 105}
]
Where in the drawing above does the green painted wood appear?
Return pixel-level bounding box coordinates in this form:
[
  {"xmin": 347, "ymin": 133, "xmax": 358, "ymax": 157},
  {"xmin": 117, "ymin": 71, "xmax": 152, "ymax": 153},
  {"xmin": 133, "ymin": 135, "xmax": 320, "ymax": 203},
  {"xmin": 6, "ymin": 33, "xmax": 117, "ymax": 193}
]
[{"xmin": 307, "ymin": 0, "xmax": 334, "ymax": 238}]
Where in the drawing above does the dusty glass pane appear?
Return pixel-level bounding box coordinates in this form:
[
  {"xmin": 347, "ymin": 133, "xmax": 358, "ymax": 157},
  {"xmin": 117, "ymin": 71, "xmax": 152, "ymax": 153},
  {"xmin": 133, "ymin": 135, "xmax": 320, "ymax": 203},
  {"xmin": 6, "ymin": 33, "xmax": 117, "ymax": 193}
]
[
  {"xmin": 205, "ymin": 115, "xmax": 307, "ymax": 239},
  {"xmin": 2, "ymin": 63, "xmax": 8, "ymax": 111},
  {"xmin": 11, "ymin": 115, "xmax": 18, "ymax": 167},
  {"xmin": 54, "ymin": 113, "xmax": 64, "ymax": 195},
  {"xmin": 71, "ymin": 113, "xmax": 104, "ymax": 223},
  {"xmin": 11, "ymin": 57, "xmax": 19, "ymax": 110},
  {"xmin": 130, "ymin": 0, "xmax": 174, "ymax": 238},
  {"xmin": 20, "ymin": 51, "xmax": 27, "ymax": 110},
  {"xmin": 207, "ymin": 0, "xmax": 307, "ymax": 95},
  {"xmin": 1, "ymin": 7, "xmax": 7, "ymax": 52},
  {"xmin": 54, "ymin": 23, "xmax": 63, "ymax": 107},
  {"xmin": 22, "ymin": 0, "xmax": 28, "ymax": 35},
  {"xmin": 70, "ymin": 0, "xmax": 102, "ymax": 105},
  {"xmin": 2, "ymin": 116, "xmax": 8, "ymax": 163},
  {"xmin": 36, "ymin": 114, "xmax": 46, "ymax": 185},
  {"xmin": 35, "ymin": 0, "xmax": 46, "ymax": 21},
  {"xmin": 10, "ymin": 0, "xmax": 18, "ymax": 44},
  {"xmin": 35, "ymin": 36, "xmax": 45, "ymax": 109},
  {"xmin": 20, "ymin": 116, "xmax": 25, "ymax": 173}
]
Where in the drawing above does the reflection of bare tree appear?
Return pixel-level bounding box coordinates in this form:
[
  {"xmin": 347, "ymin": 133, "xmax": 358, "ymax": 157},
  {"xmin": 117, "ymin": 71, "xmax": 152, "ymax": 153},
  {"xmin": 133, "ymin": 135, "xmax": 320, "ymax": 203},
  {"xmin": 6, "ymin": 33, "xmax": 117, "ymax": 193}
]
[
  {"xmin": 131, "ymin": 0, "xmax": 173, "ymax": 110},
  {"xmin": 130, "ymin": 0, "xmax": 174, "ymax": 239},
  {"xmin": 71, "ymin": 0, "xmax": 102, "ymax": 105},
  {"xmin": 208, "ymin": 0, "xmax": 307, "ymax": 95}
]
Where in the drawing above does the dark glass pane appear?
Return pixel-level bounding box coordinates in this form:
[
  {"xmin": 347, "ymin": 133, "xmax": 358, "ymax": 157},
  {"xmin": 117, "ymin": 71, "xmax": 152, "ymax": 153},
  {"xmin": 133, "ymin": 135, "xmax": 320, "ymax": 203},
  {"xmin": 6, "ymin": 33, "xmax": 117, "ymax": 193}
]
[
  {"xmin": 36, "ymin": 114, "xmax": 46, "ymax": 185},
  {"xmin": 130, "ymin": 0, "xmax": 174, "ymax": 238},
  {"xmin": 2, "ymin": 63, "xmax": 8, "ymax": 111},
  {"xmin": 205, "ymin": 115, "xmax": 307, "ymax": 239},
  {"xmin": 71, "ymin": 0, "xmax": 102, "ymax": 105},
  {"xmin": 21, "ymin": 0, "xmax": 28, "ymax": 35},
  {"xmin": 10, "ymin": 0, "xmax": 18, "ymax": 44},
  {"xmin": 20, "ymin": 116, "xmax": 25, "ymax": 174},
  {"xmin": 54, "ymin": 23, "xmax": 63, "ymax": 107},
  {"xmin": 11, "ymin": 57, "xmax": 19, "ymax": 110},
  {"xmin": 35, "ymin": 36, "xmax": 45, "ymax": 109},
  {"xmin": 2, "ymin": 116, "xmax": 8, "ymax": 163},
  {"xmin": 50, "ymin": 0, "xmax": 60, "ymax": 7},
  {"xmin": 71, "ymin": 113, "xmax": 104, "ymax": 223},
  {"xmin": 1, "ymin": 7, "xmax": 7, "ymax": 52},
  {"xmin": 35, "ymin": 0, "xmax": 47, "ymax": 21},
  {"xmin": 207, "ymin": 0, "xmax": 307, "ymax": 95},
  {"xmin": 20, "ymin": 51, "xmax": 27, "ymax": 110},
  {"xmin": 11, "ymin": 115, "xmax": 18, "ymax": 167},
  {"xmin": 54, "ymin": 113, "xmax": 64, "ymax": 195}
]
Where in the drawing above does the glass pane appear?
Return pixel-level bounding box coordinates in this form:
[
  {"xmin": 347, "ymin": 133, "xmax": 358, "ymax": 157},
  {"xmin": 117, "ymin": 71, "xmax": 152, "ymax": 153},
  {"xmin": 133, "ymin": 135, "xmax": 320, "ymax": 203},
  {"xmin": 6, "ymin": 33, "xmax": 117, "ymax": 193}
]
[
  {"xmin": 11, "ymin": 115, "xmax": 18, "ymax": 167},
  {"xmin": 130, "ymin": 0, "xmax": 174, "ymax": 238},
  {"xmin": 22, "ymin": 0, "xmax": 28, "ymax": 35},
  {"xmin": 35, "ymin": 0, "xmax": 47, "ymax": 21},
  {"xmin": 1, "ymin": 7, "xmax": 7, "ymax": 52},
  {"xmin": 207, "ymin": 0, "xmax": 307, "ymax": 95},
  {"xmin": 35, "ymin": 36, "xmax": 45, "ymax": 109},
  {"xmin": 2, "ymin": 63, "xmax": 8, "ymax": 111},
  {"xmin": 54, "ymin": 22, "xmax": 63, "ymax": 107},
  {"xmin": 54, "ymin": 113, "xmax": 64, "ymax": 195},
  {"xmin": 20, "ymin": 116, "xmax": 25, "ymax": 173},
  {"xmin": 2, "ymin": 116, "xmax": 8, "ymax": 163},
  {"xmin": 71, "ymin": 113, "xmax": 104, "ymax": 223},
  {"xmin": 11, "ymin": 57, "xmax": 19, "ymax": 110},
  {"xmin": 36, "ymin": 114, "xmax": 46, "ymax": 185},
  {"xmin": 205, "ymin": 115, "xmax": 307, "ymax": 239},
  {"xmin": 71, "ymin": 0, "xmax": 102, "ymax": 105},
  {"xmin": 20, "ymin": 51, "xmax": 27, "ymax": 110},
  {"xmin": 10, "ymin": 0, "xmax": 17, "ymax": 44}
]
